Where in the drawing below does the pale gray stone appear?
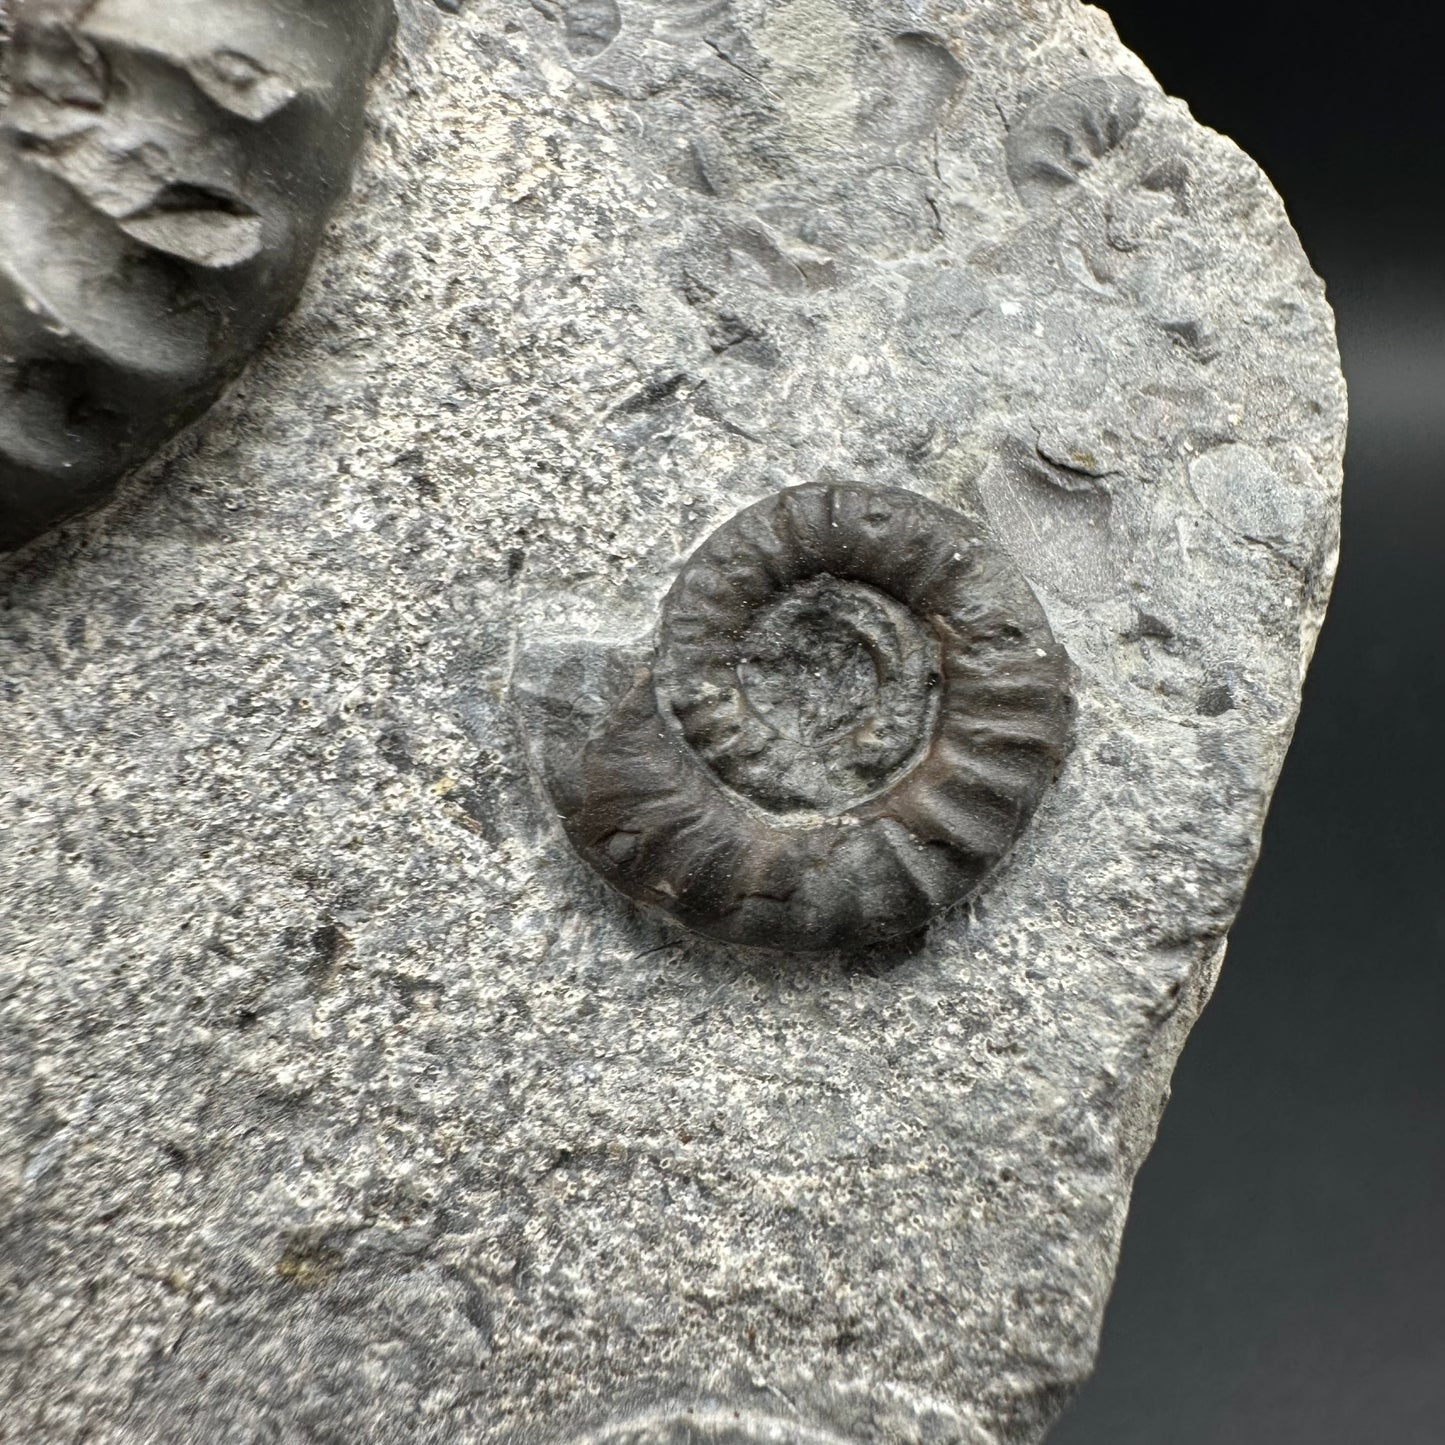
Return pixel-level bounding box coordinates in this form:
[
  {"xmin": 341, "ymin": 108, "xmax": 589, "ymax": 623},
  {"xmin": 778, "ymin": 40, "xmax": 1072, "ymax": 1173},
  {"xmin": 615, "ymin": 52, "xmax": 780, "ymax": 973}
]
[{"xmin": 0, "ymin": 3, "xmax": 1345, "ymax": 1444}]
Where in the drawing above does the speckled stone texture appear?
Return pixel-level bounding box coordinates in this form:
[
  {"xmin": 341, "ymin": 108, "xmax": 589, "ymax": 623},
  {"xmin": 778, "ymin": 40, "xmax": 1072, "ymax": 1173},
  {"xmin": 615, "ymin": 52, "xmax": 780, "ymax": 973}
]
[{"xmin": 0, "ymin": 3, "xmax": 1345, "ymax": 1444}]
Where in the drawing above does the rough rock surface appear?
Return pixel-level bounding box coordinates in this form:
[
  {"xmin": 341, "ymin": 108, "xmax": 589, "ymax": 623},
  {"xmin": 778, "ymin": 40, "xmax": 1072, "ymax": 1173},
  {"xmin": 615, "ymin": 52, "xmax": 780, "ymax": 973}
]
[{"xmin": 0, "ymin": 3, "xmax": 1345, "ymax": 1444}]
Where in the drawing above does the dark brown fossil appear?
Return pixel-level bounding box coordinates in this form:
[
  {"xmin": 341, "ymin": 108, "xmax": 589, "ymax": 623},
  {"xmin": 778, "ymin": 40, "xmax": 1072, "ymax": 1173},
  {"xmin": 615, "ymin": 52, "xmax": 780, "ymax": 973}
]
[
  {"xmin": 548, "ymin": 483, "xmax": 1075, "ymax": 952},
  {"xmin": 0, "ymin": 0, "xmax": 395, "ymax": 551}
]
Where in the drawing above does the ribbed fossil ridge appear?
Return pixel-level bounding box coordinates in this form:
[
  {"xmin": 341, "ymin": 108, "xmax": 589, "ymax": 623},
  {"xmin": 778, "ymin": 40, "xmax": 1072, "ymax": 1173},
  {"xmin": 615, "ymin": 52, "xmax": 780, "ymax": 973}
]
[
  {"xmin": 0, "ymin": 0, "xmax": 394, "ymax": 550},
  {"xmin": 557, "ymin": 484, "xmax": 1075, "ymax": 952}
]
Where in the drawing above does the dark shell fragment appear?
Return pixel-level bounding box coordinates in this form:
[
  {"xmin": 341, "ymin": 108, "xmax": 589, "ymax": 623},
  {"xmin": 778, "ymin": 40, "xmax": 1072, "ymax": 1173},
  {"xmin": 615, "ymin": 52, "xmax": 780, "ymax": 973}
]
[{"xmin": 0, "ymin": 0, "xmax": 395, "ymax": 550}]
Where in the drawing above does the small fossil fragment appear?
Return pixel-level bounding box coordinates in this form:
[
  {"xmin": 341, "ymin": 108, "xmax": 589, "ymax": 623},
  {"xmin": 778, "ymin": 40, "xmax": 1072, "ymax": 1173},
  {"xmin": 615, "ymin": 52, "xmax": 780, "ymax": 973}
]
[
  {"xmin": 1006, "ymin": 74, "xmax": 1146, "ymax": 204},
  {"xmin": 0, "ymin": 0, "xmax": 394, "ymax": 550},
  {"xmin": 546, "ymin": 483, "xmax": 1075, "ymax": 951}
]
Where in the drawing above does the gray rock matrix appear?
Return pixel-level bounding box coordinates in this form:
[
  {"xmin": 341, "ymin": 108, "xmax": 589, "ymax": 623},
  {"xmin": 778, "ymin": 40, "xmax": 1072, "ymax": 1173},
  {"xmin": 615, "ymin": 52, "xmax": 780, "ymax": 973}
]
[{"xmin": 0, "ymin": 3, "xmax": 1345, "ymax": 1444}]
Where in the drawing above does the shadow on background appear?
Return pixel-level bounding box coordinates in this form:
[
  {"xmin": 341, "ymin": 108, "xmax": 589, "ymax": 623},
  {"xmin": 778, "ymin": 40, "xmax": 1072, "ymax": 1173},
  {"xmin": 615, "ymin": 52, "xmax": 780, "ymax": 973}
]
[{"xmin": 1047, "ymin": 4, "xmax": 1445, "ymax": 1443}]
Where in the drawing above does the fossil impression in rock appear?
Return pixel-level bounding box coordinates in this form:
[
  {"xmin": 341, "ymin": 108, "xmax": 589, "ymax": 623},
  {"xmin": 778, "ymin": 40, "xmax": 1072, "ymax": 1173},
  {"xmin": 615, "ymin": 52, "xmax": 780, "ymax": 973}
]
[
  {"xmin": 0, "ymin": 4, "xmax": 1347, "ymax": 1445},
  {"xmin": 544, "ymin": 484, "xmax": 1075, "ymax": 951},
  {"xmin": 0, "ymin": 0, "xmax": 394, "ymax": 550}
]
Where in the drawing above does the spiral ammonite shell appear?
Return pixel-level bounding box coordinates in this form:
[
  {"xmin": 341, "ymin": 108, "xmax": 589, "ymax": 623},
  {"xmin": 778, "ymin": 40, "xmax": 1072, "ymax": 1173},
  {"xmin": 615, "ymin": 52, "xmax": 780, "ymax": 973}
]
[{"xmin": 557, "ymin": 483, "xmax": 1075, "ymax": 952}]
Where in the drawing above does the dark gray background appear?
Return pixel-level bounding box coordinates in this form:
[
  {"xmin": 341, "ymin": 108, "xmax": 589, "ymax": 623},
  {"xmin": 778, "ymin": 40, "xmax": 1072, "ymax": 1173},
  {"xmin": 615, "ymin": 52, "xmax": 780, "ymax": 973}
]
[{"xmin": 1049, "ymin": 4, "xmax": 1445, "ymax": 1442}]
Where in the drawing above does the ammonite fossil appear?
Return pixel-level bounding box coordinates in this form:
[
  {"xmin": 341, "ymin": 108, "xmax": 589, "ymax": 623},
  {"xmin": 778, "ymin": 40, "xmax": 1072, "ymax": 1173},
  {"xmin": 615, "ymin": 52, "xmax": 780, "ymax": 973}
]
[
  {"xmin": 547, "ymin": 483, "xmax": 1075, "ymax": 952},
  {"xmin": 0, "ymin": 0, "xmax": 394, "ymax": 550}
]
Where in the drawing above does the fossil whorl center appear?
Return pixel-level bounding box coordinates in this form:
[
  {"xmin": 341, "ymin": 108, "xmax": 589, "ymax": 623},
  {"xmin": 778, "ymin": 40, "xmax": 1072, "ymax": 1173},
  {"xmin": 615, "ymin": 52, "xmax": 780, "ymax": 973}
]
[
  {"xmin": 0, "ymin": 0, "xmax": 394, "ymax": 550},
  {"xmin": 556, "ymin": 484, "xmax": 1076, "ymax": 952}
]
